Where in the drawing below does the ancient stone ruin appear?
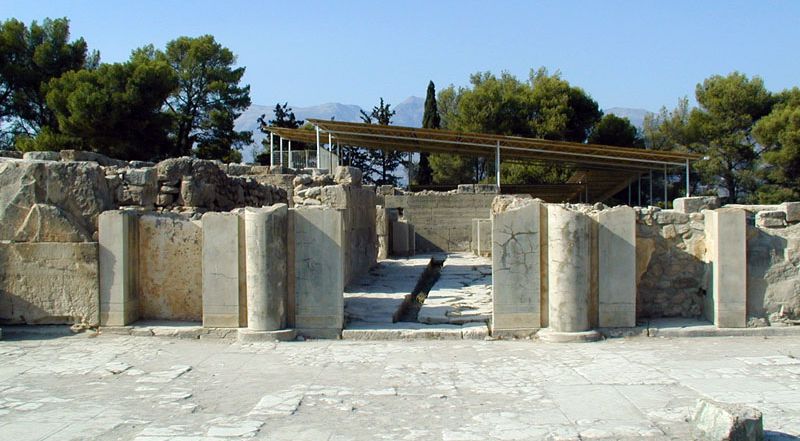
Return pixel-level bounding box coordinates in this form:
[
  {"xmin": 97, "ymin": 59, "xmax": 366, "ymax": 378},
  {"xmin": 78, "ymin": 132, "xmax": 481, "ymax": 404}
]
[{"xmin": 1, "ymin": 151, "xmax": 799, "ymax": 341}]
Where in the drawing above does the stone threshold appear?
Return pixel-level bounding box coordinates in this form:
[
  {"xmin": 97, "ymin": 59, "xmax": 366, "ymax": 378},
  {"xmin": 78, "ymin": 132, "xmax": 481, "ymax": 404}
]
[
  {"xmin": 342, "ymin": 321, "xmax": 489, "ymax": 340},
  {"xmin": 599, "ymin": 318, "xmax": 800, "ymax": 339}
]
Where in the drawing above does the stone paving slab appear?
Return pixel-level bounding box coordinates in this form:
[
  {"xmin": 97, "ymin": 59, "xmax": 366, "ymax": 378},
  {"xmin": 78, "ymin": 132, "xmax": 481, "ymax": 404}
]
[
  {"xmin": 343, "ymin": 322, "xmax": 489, "ymax": 340},
  {"xmin": 418, "ymin": 252, "xmax": 492, "ymax": 325},
  {"xmin": 343, "ymin": 255, "xmax": 433, "ymax": 323},
  {"xmin": 0, "ymin": 334, "xmax": 799, "ymax": 440}
]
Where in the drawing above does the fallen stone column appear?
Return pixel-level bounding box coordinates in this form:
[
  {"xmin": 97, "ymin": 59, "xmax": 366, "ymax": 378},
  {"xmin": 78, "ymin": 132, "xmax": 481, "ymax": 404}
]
[
  {"xmin": 598, "ymin": 206, "xmax": 636, "ymax": 327},
  {"xmin": 240, "ymin": 204, "xmax": 294, "ymax": 341},
  {"xmin": 202, "ymin": 212, "xmax": 244, "ymax": 328},
  {"xmin": 491, "ymin": 199, "xmax": 542, "ymax": 338},
  {"xmin": 99, "ymin": 210, "xmax": 139, "ymax": 326},
  {"xmin": 705, "ymin": 208, "xmax": 747, "ymax": 328},
  {"xmin": 540, "ymin": 205, "xmax": 599, "ymax": 342}
]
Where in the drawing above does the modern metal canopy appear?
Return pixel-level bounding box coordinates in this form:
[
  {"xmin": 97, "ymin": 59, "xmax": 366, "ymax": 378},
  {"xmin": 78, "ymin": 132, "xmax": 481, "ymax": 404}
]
[{"xmin": 260, "ymin": 120, "xmax": 702, "ymax": 203}]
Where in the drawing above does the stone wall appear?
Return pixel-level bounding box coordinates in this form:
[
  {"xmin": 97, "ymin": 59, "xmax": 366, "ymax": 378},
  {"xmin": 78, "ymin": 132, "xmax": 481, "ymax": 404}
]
[
  {"xmin": 0, "ymin": 242, "xmax": 99, "ymax": 325},
  {"xmin": 384, "ymin": 188, "xmax": 497, "ymax": 252},
  {"xmin": 137, "ymin": 213, "xmax": 203, "ymax": 321}
]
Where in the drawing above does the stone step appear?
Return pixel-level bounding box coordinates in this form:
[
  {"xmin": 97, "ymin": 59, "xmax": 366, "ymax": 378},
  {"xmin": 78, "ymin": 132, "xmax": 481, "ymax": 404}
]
[{"xmin": 342, "ymin": 322, "xmax": 488, "ymax": 340}]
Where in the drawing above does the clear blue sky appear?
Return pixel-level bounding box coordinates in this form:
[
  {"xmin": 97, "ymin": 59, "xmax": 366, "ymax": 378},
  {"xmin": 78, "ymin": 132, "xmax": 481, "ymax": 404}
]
[{"xmin": 4, "ymin": 1, "xmax": 799, "ymax": 112}]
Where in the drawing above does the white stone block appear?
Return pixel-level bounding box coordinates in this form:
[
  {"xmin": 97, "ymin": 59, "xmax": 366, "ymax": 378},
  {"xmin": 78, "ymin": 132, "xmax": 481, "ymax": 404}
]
[
  {"xmin": 548, "ymin": 205, "xmax": 591, "ymax": 333},
  {"xmin": 598, "ymin": 206, "xmax": 636, "ymax": 327},
  {"xmin": 705, "ymin": 208, "xmax": 747, "ymax": 328},
  {"xmin": 202, "ymin": 212, "xmax": 243, "ymax": 328},
  {"xmin": 99, "ymin": 210, "xmax": 139, "ymax": 326},
  {"xmin": 245, "ymin": 205, "xmax": 288, "ymax": 331}
]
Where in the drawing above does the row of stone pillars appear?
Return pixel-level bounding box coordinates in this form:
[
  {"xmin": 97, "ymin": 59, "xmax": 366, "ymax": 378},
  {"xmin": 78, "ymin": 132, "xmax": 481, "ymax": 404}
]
[{"xmin": 491, "ymin": 199, "xmax": 748, "ymax": 341}]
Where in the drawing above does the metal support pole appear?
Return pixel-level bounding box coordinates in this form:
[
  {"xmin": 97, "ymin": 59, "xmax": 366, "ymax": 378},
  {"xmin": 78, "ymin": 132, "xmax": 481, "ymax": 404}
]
[
  {"xmin": 305, "ymin": 150, "xmax": 309, "ymax": 169},
  {"xmin": 628, "ymin": 183, "xmax": 631, "ymax": 206},
  {"xmin": 663, "ymin": 164, "xmax": 668, "ymax": 208},
  {"xmin": 315, "ymin": 126, "xmax": 321, "ymax": 169},
  {"xmin": 495, "ymin": 141, "xmax": 501, "ymax": 188},
  {"xmin": 337, "ymin": 142, "xmax": 341, "ymax": 166},
  {"xmin": 279, "ymin": 137, "xmax": 284, "ymax": 166},
  {"xmin": 328, "ymin": 133, "xmax": 333, "ymax": 171},
  {"xmin": 637, "ymin": 175, "xmax": 642, "ymax": 207},
  {"xmin": 408, "ymin": 152, "xmax": 413, "ymax": 189},
  {"xmin": 269, "ymin": 132, "xmax": 274, "ymax": 167},
  {"xmin": 649, "ymin": 171, "xmax": 653, "ymax": 206},
  {"xmin": 288, "ymin": 140, "xmax": 292, "ymax": 169},
  {"xmin": 685, "ymin": 159, "xmax": 690, "ymax": 197}
]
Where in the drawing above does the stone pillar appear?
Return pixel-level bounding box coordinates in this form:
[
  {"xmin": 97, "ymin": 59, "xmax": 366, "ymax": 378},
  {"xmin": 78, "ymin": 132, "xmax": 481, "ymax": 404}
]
[
  {"xmin": 597, "ymin": 206, "xmax": 636, "ymax": 327},
  {"xmin": 376, "ymin": 207, "xmax": 389, "ymax": 259},
  {"xmin": 202, "ymin": 212, "xmax": 243, "ymax": 328},
  {"xmin": 705, "ymin": 208, "xmax": 747, "ymax": 328},
  {"xmin": 391, "ymin": 220, "xmax": 410, "ymax": 257},
  {"xmin": 541, "ymin": 205, "xmax": 599, "ymax": 342},
  {"xmin": 99, "ymin": 210, "xmax": 139, "ymax": 326},
  {"xmin": 293, "ymin": 206, "xmax": 344, "ymax": 338},
  {"xmin": 491, "ymin": 200, "xmax": 541, "ymax": 337},
  {"xmin": 240, "ymin": 204, "xmax": 294, "ymax": 341}
]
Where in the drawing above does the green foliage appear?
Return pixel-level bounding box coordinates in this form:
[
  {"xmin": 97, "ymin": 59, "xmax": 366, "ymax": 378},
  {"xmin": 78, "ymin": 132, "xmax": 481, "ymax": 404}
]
[
  {"xmin": 254, "ymin": 102, "xmax": 303, "ymax": 165},
  {"xmin": 431, "ymin": 68, "xmax": 600, "ymax": 185},
  {"xmin": 0, "ymin": 17, "xmax": 96, "ymax": 148},
  {"xmin": 359, "ymin": 98, "xmax": 404, "ymax": 186},
  {"xmin": 25, "ymin": 58, "xmax": 177, "ymax": 160},
  {"xmin": 156, "ymin": 35, "xmax": 251, "ymax": 160},
  {"xmin": 588, "ymin": 114, "xmax": 643, "ymax": 147},
  {"xmin": 416, "ymin": 81, "xmax": 439, "ymax": 185},
  {"xmin": 688, "ymin": 72, "xmax": 774, "ymax": 202},
  {"xmin": 753, "ymin": 88, "xmax": 800, "ymax": 200}
]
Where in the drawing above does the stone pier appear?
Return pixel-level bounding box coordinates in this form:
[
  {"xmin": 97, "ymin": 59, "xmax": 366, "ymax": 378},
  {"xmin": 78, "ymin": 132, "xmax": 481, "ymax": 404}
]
[
  {"xmin": 293, "ymin": 206, "xmax": 344, "ymax": 338},
  {"xmin": 540, "ymin": 205, "xmax": 599, "ymax": 342},
  {"xmin": 201, "ymin": 212, "xmax": 244, "ymax": 328},
  {"xmin": 239, "ymin": 204, "xmax": 294, "ymax": 341},
  {"xmin": 99, "ymin": 210, "xmax": 139, "ymax": 326},
  {"xmin": 705, "ymin": 208, "xmax": 747, "ymax": 328},
  {"xmin": 490, "ymin": 198, "xmax": 542, "ymax": 337},
  {"xmin": 597, "ymin": 206, "xmax": 636, "ymax": 327}
]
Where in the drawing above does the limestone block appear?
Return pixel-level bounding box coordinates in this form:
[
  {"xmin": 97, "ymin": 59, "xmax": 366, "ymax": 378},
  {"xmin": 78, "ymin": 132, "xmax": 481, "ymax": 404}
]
[
  {"xmin": 202, "ymin": 212, "xmax": 244, "ymax": 328},
  {"xmin": 407, "ymin": 222, "xmax": 416, "ymax": 257},
  {"xmin": 319, "ymin": 185, "xmax": 348, "ymax": 209},
  {"xmin": 23, "ymin": 151, "xmax": 59, "ymax": 161},
  {"xmin": 59, "ymin": 150, "xmax": 126, "ymax": 166},
  {"xmin": 0, "ymin": 242, "xmax": 99, "ymax": 325},
  {"xmin": 13, "ymin": 203, "xmax": 92, "ymax": 242},
  {"xmin": 474, "ymin": 184, "xmax": 499, "ymax": 194},
  {"xmin": 377, "ymin": 235, "xmax": 389, "ymax": 260},
  {"xmin": 548, "ymin": 205, "xmax": 591, "ymax": 333},
  {"xmin": 0, "ymin": 160, "xmax": 113, "ymax": 240},
  {"xmin": 292, "ymin": 207, "xmax": 344, "ymax": 337},
  {"xmin": 674, "ymin": 196, "xmax": 721, "ymax": 214},
  {"xmin": 376, "ymin": 207, "xmax": 389, "ymax": 236},
  {"xmin": 457, "ymin": 184, "xmax": 475, "ymax": 193},
  {"xmin": 392, "ymin": 220, "xmax": 411, "ymax": 257},
  {"xmin": 333, "ymin": 166, "xmax": 362, "ymax": 186},
  {"xmin": 705, "ymin": 208, "xmax": 747, "ymax": 328},
  {"xmin": 138, "ymin": 213, "xmax": 202, "ymax": 321},
  {"xmin": 755, "ymin": 210, "xmax": 787, "ymax": 228},
  {"xmin": 491, "ymin": 199, "xmax": 541, "ymax": 334},
  {"xmin": 780, "ymin": 201, "xmax": 800, "ymax": 223},
  {"xmin": 654, "ymin": 210, "xmax": 690, "ymax": 224},
  {"xmin": 598, "ymin": 206, "xmax": 636, "ymax": 327},
  {"xmin": 99, "ymin": 211, "xmax": 138, "ymax": 326},
  {"xmin": 692, "ymin": 399, "xmax": 763, "ymax": 441},
  {"xmin": 245, "ymin": 205, "xmax": 288, "ymax": 331}
]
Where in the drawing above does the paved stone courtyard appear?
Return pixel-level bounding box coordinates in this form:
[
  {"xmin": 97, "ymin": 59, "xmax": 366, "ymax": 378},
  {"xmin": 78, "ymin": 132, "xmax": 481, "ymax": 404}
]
[{"xmin": 1, "ymin": 333, "xmax": 799, "ymax": 441}]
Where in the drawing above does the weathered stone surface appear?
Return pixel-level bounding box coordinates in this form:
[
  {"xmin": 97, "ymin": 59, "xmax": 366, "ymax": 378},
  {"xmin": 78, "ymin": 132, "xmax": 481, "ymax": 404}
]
[
  {"xmin": 99, "ymin": 211, "xmax": 139, "ymax": 326},
  {"xmin": 23, "ymin": 151, "xmax": 59, "ymax": 161},
  {"xmin": 244, "ymin": 205, "xmax": 288, "ymax": 331},
  {"xmin": 655, "ymin": 210, "xmax": 690, "ymax": 225},
  {"xmin": 202, "ymin": 212, "xmax": 244, "ymax": 328},
  {"xmin": 333, "ymin": 166, "xmax": 362, "ymax": 186},
  {"xmin": 705, "ymin": 208, "xmax": 747, "ymax": 328},
  {"xmin": 755, "ymin": 210, "xmax": 787, "ymax": 228},
  {"xmin": 598, "ymin": 206, "xmax": 636, "ymax": 327},
  {"xmin": 674, "ymin": 196, "xmax": 721, "ymax": 214},
  {"xmin": 0, "ymin": 150, "xmax": 22, "ymax": 159},
  {"xmin": 138, "ymin": 213, "xmax": 202, "ymax": 321},
  {"xmin": 746, "ymin": 223, "xmax": 800, "ymax": 320},
  {"xmin": 392, "ymin": 220, "xmax": 411, "ymax": 257},
  {"xmin": 59, "ymin": 149, "xmax": 127, "ymax": 166},
  {"xmin": 13, "ymin": 203, "xmax": 92, "ymax": 242},
  {"xmin": 780, "ymin": 201, "xmax": 800, "ymax": 223},
  {"xmin": 292, "ymin": 207, "xmax": 344, "ymax": 337},
  {"xmin": 0, "ymin": 160, "xmax": 113, "ymax": 240},
  {"xmin": 0, "ymin": 242, "xmax": 99, "ymax": 325},
  {"xmin": 491, "ymin": 200, "xmax": 541, "ymax": 334},
  {"xmin": 548, "ymin": 205, "xmax": 591, "ymax": 333},
  {"xmin": 692, "ymin": 398, "xmax": 763, "ymax": 441}
]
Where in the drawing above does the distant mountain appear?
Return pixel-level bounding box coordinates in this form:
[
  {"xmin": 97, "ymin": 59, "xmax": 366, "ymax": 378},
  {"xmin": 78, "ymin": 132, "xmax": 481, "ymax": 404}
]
[
  {"xmin": 603, "ymin": 107, "xmax": 651, "ymax": 130},
  {"xmin": 234, "ymin": 97, "xmax": 424, "ymax": 162}
]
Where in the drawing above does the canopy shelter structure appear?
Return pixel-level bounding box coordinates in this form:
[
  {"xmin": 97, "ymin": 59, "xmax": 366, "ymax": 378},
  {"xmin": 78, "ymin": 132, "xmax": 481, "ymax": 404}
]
[{"xmin": 261, "ymin": 120, "xmax": 703, "ymax": 203}]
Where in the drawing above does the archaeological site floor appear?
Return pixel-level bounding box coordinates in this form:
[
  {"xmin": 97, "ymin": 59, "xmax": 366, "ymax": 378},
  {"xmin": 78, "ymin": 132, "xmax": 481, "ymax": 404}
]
[{"xmin": 0, "ymin": 333, "xmax": 798, "ymax": 440}]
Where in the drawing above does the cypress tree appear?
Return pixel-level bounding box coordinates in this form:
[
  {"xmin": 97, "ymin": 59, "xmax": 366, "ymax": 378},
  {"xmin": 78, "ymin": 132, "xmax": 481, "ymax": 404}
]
[{"xmin": 417, "ymin": 81, "xmax": 439, "ymax": 184}]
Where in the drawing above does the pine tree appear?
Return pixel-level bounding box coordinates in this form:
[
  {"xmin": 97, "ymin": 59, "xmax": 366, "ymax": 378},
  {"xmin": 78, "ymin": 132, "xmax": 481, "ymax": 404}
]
[
  {"xmin": 416, "ymin": 81, "xmax": 439, "ymax": 185},
  {"xmin": 359, "ymin": 98, "xmax": 403, "ymax": 186}
]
